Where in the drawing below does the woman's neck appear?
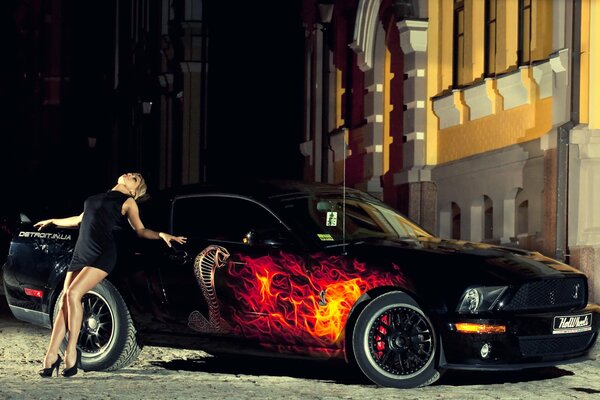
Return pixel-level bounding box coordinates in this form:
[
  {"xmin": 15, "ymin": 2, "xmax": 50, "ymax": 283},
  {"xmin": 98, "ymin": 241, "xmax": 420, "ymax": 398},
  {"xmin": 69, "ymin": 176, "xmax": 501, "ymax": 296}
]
[{"xmin": 111, "ymin": 184, "xmax": 132, "ymax": 197}]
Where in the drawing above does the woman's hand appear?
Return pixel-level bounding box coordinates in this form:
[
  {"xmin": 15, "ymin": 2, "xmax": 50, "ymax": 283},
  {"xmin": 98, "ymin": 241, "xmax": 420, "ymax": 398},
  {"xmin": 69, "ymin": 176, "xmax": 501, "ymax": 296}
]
[
  {"xmin": 34, "ymin": 219, "xmax": 54, "ymax": 231},
  {"xmin": 159, "ymin": 232, "xmax": 187, "ymax": 248}
]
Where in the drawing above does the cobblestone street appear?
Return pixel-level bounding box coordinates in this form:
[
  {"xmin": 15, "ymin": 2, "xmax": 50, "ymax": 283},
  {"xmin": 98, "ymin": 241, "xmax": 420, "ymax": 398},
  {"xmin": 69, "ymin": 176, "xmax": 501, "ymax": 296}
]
[{"xmin": 1, "ymin": 297, "xmax": 598, "ymax": 400}]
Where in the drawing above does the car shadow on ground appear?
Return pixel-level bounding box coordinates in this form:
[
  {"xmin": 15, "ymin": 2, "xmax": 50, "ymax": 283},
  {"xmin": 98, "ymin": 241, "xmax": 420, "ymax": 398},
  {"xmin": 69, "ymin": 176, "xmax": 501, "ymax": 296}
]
[
  {"xmin": 438, "ymin": 366, "xmax": 573, "ymax": 386},
  {"xmin": 152, "ymin": 355, "xmax": 372, "ymax": 385},
  {"xmin": 151, "ymin": 354, "xmax": 574, "ymax": 387}
]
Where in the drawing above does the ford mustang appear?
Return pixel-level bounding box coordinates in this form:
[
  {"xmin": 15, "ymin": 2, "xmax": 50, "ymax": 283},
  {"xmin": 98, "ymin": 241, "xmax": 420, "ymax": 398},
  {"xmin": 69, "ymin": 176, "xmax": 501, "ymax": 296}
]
[{"xmin": 2, "ymin": 180, "xmax": 599, "ymax": 388}]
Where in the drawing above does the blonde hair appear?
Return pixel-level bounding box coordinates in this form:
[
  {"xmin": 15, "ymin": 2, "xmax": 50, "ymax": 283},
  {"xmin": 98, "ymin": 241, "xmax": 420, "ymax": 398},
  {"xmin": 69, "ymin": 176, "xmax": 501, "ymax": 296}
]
[{"xmin": 134, "ymin": 173, "xmax": 147, "ymax": 200}]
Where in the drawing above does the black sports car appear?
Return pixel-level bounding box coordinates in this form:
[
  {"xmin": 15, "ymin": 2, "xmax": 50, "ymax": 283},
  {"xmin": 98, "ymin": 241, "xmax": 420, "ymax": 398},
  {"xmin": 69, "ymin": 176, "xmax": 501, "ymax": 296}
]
[{"xmin": 2, "ymin": 181, "xmax": 599, "ymax": 388}]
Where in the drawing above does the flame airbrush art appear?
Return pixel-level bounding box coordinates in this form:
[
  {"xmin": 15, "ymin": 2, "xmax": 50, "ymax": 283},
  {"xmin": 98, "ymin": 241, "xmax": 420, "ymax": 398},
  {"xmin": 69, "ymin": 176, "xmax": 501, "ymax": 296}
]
[
  {"xmin": 225, "ymin": 252, "xmax": 407, "ymax": 355},
  {"xmin": 188, "ymin": 245, "xmax": 406, "ymax": 356}
]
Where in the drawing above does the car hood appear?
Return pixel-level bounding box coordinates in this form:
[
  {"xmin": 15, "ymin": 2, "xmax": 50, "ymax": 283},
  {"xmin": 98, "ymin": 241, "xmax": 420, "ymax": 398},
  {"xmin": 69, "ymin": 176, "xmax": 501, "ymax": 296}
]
[{"xmin": 341, "ymin": 236, "xmax": 584, "ymax": 288}]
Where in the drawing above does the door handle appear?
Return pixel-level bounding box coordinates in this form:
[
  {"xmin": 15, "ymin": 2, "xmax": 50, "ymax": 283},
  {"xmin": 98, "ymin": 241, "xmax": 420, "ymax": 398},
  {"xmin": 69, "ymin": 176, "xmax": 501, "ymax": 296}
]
[{"xmin": 169, "ymin": 250, "xmax": 190, "ymax": 264}]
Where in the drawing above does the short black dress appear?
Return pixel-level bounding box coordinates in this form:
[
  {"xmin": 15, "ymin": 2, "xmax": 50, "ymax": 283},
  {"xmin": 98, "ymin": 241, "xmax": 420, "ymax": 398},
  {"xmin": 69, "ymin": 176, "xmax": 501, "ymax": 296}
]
[{"xmin": 68, "ymin": 190, "xmax": 131, "ymax": 274}]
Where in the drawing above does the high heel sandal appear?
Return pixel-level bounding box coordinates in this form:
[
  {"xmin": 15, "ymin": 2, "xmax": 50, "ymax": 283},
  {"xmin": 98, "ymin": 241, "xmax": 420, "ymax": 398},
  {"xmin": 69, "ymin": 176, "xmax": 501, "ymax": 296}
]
[
  {"xmin": 38, "ymin": 355, "xmax": 62, "ymax": 377},
  {"xmin": 61, "ymin": 349, "xmax": 81, "ymax": 378}
]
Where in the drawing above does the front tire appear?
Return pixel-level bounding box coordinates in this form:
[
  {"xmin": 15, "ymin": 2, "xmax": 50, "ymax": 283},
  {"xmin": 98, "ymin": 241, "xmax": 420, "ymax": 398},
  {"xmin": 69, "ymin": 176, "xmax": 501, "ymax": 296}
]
[
  {"xmin": 53, "ymin": 279, "xmax": 142, "ymax": 371},
  {"xmin": 351, "ymin": 291, "xmax": 442, "ymax": 388}
]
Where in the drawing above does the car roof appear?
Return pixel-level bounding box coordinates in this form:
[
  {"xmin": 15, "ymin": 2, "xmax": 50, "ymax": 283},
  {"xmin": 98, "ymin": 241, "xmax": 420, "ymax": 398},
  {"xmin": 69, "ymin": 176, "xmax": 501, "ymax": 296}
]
[{"xmin": 151, "ymin": 179, "xmax": 368, "ymax": 204}]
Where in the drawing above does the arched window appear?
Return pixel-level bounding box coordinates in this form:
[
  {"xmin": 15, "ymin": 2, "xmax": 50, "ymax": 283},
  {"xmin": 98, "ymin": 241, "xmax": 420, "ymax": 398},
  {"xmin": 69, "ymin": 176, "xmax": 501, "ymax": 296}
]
[
  {"xmin": 517, "ymin": 200, "xmax": 528, "ymax": 235},
  {"xmin": 451, "ymin": 202, "xmax": 461, "ymax": 240},
  {"xmin": 484, "ymin": 195, "xmax": 493, "ymax": 240}
]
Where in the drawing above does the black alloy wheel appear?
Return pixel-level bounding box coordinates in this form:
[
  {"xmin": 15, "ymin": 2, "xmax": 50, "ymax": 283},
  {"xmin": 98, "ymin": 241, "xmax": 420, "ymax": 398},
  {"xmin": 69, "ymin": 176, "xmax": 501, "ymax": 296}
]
[
  {"xmin": 368, "ymin": 305, "xmax": 434, "ymax": 376},
  {"xmin": 352, "ymin": 291, "xmax": 442, "ymax": 388},
  {"xmin": 53, "ymin": 280, "xmax": 142, "ymax": 371},
  {"xmin": 79, "ymin": 292, "xmax": 115, "ymax": 356}
]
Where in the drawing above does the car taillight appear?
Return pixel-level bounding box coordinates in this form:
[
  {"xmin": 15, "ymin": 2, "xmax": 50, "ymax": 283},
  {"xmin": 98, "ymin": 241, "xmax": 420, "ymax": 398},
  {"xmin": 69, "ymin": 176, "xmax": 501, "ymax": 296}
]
[{"xmin": 24, "ymin": 288, "xmax": 44, "ymax": 298}]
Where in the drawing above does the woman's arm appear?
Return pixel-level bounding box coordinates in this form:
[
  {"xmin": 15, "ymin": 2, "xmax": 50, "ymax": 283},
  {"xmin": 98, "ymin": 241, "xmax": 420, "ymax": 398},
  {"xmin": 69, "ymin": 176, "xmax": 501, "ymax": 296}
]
[
  {"xmin": 123, "ymin": 198, "xmax": 186, "ymax": 247},
  {"xmin": 34, "ymin": 213, "xmax": 84, "ymax": 230}
]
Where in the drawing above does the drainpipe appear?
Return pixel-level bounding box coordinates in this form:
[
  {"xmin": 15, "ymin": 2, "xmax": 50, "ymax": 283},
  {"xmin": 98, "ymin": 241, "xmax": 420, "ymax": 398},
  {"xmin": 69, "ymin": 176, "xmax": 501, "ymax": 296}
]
[{"xmin": 555, "ymin": 0, "xmax": 581, "ymax": 262}]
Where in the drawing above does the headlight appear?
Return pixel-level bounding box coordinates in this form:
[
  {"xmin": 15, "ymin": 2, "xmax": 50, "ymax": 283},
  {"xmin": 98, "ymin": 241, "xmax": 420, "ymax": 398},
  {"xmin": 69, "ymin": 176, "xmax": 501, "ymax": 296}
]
[{"xmin": 456, "ymin": 286, "xmax": 508, "ymax": 314}]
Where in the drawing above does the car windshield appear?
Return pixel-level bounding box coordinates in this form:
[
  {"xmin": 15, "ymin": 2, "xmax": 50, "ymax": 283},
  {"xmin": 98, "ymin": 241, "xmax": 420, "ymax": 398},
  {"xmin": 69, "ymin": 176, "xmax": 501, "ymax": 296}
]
[{"xmin": 273, "ymin": 193, "xmax": 431, "ymax": 246}]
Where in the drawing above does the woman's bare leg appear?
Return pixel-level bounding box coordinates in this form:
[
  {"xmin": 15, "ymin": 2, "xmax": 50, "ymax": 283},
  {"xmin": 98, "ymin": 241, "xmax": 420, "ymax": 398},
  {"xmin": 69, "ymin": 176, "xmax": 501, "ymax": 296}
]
[
  {"xmin": 42, "ymin": 270, "xmax": 79, "ymax": 368},
  {"xmin": 64, "ymin": 266, "xmax": 108, "ymax": 369}
]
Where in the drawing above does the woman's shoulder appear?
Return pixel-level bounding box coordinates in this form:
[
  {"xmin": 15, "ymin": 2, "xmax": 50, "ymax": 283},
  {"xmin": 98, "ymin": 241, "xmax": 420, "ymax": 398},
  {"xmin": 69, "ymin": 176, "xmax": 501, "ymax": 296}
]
[{"xmin": 122, "ymin": 195, "xmax": 138, "ymax": 209}]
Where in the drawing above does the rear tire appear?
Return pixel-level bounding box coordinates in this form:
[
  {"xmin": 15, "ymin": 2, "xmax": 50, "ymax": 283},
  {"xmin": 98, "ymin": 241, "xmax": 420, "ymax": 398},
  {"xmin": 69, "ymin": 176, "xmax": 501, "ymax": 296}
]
[
  {"xmin": 351, "ymin": 291, "xmax": 442, "ymax": 388},
  {"xmin": 53, "ymin": 279, "xmax": 142, "ymax": 371}
]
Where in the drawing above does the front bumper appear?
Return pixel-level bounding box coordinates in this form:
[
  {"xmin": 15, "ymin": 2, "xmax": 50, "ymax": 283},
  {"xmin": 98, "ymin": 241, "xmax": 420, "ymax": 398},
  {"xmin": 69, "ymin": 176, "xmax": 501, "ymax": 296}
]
[{"xmin": 439, "ymin": 303, "xmax": 600, "ymax": 371}]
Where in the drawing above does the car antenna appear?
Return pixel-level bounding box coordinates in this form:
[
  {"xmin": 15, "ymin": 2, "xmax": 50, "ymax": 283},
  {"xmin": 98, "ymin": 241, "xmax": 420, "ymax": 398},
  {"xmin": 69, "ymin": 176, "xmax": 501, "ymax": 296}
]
[{"xmin": 342, "ymin": 128, "xmax": 347, "ymax": 255}]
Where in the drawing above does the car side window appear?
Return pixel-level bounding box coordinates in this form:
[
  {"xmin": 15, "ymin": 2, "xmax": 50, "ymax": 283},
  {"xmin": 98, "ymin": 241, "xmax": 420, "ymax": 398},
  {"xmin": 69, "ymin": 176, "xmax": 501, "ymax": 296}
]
[{"xmin": 172, "ymin": 196, "xmax": 282, "ymax": 242}]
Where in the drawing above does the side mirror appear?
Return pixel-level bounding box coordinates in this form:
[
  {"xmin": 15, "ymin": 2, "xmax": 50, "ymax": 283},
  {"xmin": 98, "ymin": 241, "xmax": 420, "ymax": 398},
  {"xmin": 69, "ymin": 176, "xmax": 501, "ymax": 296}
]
[
  {"xmin": 19, "ymin": 213, "xmax": 32, "ymax": 225},
  {"xmin": 243, "ymin": 228, "xmax": 288, "ymax": 247}
]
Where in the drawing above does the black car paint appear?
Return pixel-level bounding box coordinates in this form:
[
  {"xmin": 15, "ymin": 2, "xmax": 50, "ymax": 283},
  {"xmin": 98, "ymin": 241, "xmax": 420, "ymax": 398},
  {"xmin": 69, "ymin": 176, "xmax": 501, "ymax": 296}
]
[{"xmin": 2, "ymin": 180, "xmax": 599, "ymax": 371}]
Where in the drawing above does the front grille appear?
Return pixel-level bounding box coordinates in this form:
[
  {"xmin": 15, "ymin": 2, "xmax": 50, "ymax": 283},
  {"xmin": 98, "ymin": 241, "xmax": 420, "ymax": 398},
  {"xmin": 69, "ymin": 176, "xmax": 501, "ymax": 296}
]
[
  {"xmin": 519, "ymin": 332, "xmax": 596, "ymax": 357},
  {"xmin": 502, "ymin": 278, "xmax": 587, "ymax": 312}
]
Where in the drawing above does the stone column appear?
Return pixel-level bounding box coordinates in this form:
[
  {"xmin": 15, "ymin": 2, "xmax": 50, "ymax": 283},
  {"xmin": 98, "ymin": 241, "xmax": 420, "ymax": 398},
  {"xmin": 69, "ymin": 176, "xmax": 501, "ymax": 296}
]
[
  {"xmin": 568, "ymin": 128, "xmax": 600, "ymax": 303},
  {"xmin": 179, "ymin": 1, "xmax": 207, "ymax": 185},
  {"xmin": 358, "ymin": 25, "xmax": 385, "ymax": 196},
  {"xmin": 393, "ymin": 19, "xmax": 435, "ymax": 231}
]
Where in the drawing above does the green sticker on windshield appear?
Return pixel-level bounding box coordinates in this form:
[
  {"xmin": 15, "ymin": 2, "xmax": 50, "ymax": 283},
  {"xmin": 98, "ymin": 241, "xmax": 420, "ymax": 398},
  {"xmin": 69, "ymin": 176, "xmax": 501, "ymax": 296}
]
[
  {"xmin": 326, "ymin": 211, "xmax": 338, "ymax": 226},
  {"xmin": 317, "ymin": 233, "xmax": 334, "ymax": 241}
]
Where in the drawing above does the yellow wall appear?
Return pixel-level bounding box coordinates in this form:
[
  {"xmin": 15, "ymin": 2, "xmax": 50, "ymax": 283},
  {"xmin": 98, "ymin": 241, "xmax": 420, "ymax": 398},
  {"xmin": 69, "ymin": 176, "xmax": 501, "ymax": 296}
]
[
  {"xmin": 496, "ymin": 0, "xmax": 519, "ymax": 71},
  {"xmin": 431, "ymin": 0, "xmax": 556, "ymax": 165},
  {"xmin": 590, "ymin": 0, "xmax": 600, "ymax": 129},
  {"xmin": 437, "ymin": 96, "xmax": 552, "ymax": 164},
  {"xmin": 531, "ymin": 0, "xmax": 553, "ymax": 62},
  {"xmin": 438, "ymin": 0, "xmax": 453, "ymax": 90},
  {"xmin": 426, "ymin": 0, "xmax": 447, "ymax": 165},
  {"xmin": 465, "ymin": 0, "xmax": 484, "ymax": 82},
  {"xmin": 384, "ymin": 48, "xmax": 393, "ymax": 174},
  {"xmin": 336, "ymin": 67, "xmax": 344, "ymax": 128},
  {"xmin": 581, "ymin": 0, "xmax": 590, "ymax": 125}
]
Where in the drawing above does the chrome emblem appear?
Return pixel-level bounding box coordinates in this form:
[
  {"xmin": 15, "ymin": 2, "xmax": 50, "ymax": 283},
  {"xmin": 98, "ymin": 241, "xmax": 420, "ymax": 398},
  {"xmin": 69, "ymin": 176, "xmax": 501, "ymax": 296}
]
[
  {"xmin": 573, "ymin": 283, "xmax": 581, "ymax": 300},
  {"xmin": 318, "ymin": 290, "xmax": 327, "ymax": 306}
]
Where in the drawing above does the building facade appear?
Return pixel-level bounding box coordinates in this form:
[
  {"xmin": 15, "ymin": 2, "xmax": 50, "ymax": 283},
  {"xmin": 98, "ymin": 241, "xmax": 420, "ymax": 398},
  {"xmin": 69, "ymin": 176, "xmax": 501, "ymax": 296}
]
[
  {"xmin": 300, "ymin": 0, "xmax": 433, "ymax": 229},
  {"xmin": 301, "ymin": 0, "xmax": 600, "ymax": 302},
  {"xmin": 2, "ymin": 0, "xmax": 209, "ymax": 211}
]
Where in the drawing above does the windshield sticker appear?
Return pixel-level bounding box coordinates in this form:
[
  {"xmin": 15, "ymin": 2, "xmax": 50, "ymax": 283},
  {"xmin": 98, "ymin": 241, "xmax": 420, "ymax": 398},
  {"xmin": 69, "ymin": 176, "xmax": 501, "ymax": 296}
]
[
  {"xmin": 317, "ymin": 233, "xmax": 335, "ymax": 241},
  {"xmin": 326, "ymin": 212, "xmax": 338, "ymax": 227}
]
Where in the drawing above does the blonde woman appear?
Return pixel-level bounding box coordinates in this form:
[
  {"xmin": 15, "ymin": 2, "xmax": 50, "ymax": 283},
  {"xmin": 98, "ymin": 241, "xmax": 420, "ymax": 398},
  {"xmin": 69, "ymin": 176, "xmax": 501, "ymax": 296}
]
[{"xmin": 34, "ymin": 173, "xmax": 186, "ymax": 377}]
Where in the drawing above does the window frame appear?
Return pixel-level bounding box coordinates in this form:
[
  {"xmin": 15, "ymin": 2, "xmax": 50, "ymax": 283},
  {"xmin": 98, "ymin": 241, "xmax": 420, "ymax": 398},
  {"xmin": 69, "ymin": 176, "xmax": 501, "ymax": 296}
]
[
  {"xmin": 169, "ymin": 194, "xmax": 290, "ymax": 242},
  {"xmin": 518, "ymin": 0, "xmax": 532, "ymax": 66},
  {"xmin": 484, "ymin": 0, "xmax": 497, "ymax": 77},
  {"xmin": 453, "ymin": 0, "xmax": 465, "ymax": 87}
]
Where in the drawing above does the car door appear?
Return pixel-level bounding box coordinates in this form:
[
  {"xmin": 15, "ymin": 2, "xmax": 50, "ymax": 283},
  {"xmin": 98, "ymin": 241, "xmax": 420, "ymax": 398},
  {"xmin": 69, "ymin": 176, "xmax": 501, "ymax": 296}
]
[{"xmin": 159, "ymin": 194, "xmax": 300, "ymax": 341}]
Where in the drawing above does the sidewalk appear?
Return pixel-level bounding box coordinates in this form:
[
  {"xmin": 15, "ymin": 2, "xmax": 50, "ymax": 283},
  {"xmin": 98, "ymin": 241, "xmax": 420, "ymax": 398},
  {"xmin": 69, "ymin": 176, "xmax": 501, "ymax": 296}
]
[{"xmin": 0, "ymin": 296, "xmax": 598, "ymax": 400}]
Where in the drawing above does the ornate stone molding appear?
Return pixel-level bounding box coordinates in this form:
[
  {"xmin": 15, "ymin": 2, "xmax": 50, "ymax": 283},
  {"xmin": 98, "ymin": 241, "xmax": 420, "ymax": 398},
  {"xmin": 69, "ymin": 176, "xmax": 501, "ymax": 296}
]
[
  {"xmin": 496, "ymin": 68, "xmax": 530, "ymax": 110},
  {"xmin": 329, "ymin": 129, "xmax": 350, "ymax": 162},
  {"xmin": 397, "ymin": 19, "xmax": 428, "ymax": 54},
  {"xmin": 569, "ymin": 128, "xmax": 600, "ymax": 246},
  {"xmin": 550, "ymin": 48, "xmax": 569, "ymax": 75},
  {"xmin": 532, "ymin": 60, "xmax": 553, "ymax": 99},
  {"xmin": 550, "ymin": 48, "xmax": 569, "ymax": 91},
  {"xmin": 432, "ymin": 92, "xmax": 461, "ymax": 129},
  {"xmin": 364, "ymin": 83, "xmax": 384, "ymax": 124},
  {"xmin": 393, "ymin": 166, "xmax": 432, "ymax": 185},
  {"xmin": 299, "ymin": 140, "xmax": 314, "ymax": 165},
  {"xmin": 463, "ymin": 81, "xmax": 493, "ymax": 120},
  {"xmin": 350, "ymin": 0, "xmax": 383, "ymax": 71}
]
